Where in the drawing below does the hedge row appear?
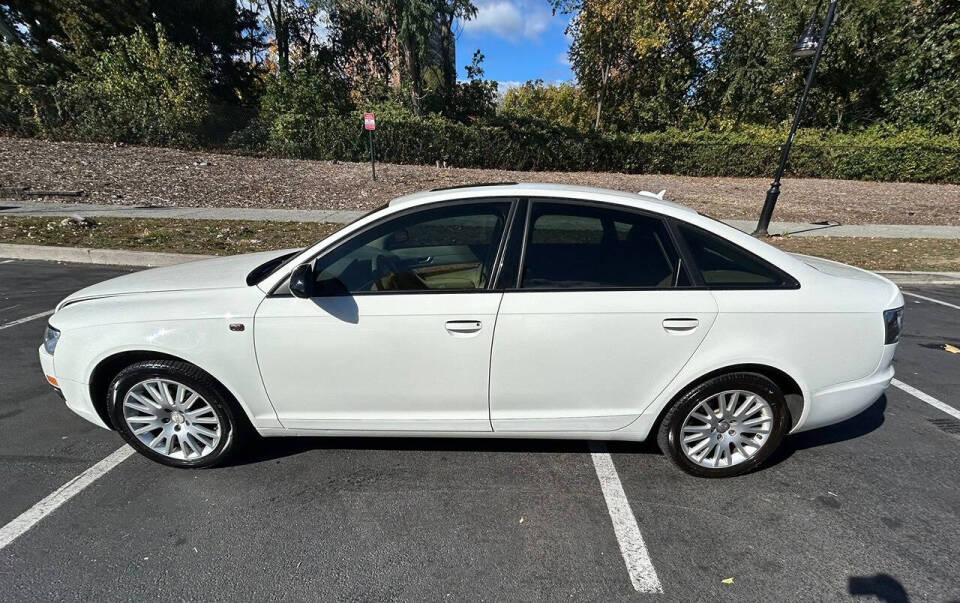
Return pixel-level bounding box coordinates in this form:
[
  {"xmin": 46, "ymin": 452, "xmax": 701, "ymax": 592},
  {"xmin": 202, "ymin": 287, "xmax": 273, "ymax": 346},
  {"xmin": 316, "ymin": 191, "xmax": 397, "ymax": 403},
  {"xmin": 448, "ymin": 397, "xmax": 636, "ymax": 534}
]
[{"xmin": 258, "ymin": 113, "xmax": 960, "ymax": 184}]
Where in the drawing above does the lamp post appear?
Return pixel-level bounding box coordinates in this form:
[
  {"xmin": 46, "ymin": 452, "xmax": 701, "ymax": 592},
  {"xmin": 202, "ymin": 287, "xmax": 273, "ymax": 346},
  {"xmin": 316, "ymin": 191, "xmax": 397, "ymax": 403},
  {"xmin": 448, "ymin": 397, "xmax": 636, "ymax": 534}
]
[{"xmin": 752, "ymin": 0, "xmax": 838, "ymax": 237}]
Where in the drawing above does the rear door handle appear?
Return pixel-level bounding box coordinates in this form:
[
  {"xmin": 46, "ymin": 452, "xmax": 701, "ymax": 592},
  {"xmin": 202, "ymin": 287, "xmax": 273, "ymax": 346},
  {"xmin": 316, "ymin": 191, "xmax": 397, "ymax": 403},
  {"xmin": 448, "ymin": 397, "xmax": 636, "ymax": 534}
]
[
  {"xmin": 662, "ymin": 318, "xmax": 699, "ymax": 333},
  {"xmin": 445, "ymin": 320, "xmax": 482, "ymax": 335}
]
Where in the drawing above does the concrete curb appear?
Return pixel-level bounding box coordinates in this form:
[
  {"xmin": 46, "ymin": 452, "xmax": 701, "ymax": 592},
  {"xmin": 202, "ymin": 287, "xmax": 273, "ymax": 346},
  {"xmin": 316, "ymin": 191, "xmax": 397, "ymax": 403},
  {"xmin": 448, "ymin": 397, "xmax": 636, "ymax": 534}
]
[
  {"xmin": 878, "ymin": 271, "xmax": 960, "ymax": 286},
  {"xmin": 0, "ymin": 243, "xmax": 211, "ymax": 267}
]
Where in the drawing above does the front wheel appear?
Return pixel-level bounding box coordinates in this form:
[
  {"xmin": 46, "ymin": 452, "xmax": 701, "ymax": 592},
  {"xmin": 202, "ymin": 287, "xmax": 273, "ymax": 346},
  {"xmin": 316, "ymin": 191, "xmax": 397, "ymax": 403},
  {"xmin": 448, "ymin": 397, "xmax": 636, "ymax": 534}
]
[
  {"xmin": 108, "ymin": 360, "xmax": 241, "ymax": 468},
  {"xmin": 657, "ymin": 372, "xmax": 790, "ymax": 478}
]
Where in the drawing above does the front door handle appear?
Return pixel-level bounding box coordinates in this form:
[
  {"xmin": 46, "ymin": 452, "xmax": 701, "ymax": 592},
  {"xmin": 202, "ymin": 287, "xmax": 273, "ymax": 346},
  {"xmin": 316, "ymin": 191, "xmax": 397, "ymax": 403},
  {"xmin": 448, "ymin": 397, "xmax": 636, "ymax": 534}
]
[
  {"xmin": 662, "ymin": 318, "xmax": 699, "ymax": 334},
  {"xmin": 445, "ymin": 320, "xmax": 482, "ymax": 335}
]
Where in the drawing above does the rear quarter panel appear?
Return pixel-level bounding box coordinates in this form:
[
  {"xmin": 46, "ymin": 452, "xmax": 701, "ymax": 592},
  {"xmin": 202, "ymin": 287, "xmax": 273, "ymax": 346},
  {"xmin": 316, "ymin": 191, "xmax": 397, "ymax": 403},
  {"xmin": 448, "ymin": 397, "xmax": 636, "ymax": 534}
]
[{"xmin": 620, "ymin": 259, "xmax": 895, "ymax": 440}]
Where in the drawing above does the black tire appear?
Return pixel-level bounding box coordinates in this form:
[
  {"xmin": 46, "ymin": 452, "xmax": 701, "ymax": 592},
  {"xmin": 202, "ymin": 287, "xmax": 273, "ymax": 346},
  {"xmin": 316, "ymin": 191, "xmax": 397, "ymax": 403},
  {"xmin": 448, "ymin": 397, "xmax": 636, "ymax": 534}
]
[
  {"xmin": 656, "ymin": 372, "xmax": 789, "ymax": 478},
  {"xmin": 108, "ymin": 360, "xmax": 243, "ymax": 468}
]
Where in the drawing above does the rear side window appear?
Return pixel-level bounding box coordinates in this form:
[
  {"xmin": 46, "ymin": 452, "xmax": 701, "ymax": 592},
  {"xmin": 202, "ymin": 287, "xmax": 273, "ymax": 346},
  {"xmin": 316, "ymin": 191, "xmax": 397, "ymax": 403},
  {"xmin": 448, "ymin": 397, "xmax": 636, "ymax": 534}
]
[
  {"xmin": 520, "ymin": 202, "xmax": 687, "ymax": 289},
  {"xmin": 677, "ymin": 224, "xmax": 790, "ymax": 287}
]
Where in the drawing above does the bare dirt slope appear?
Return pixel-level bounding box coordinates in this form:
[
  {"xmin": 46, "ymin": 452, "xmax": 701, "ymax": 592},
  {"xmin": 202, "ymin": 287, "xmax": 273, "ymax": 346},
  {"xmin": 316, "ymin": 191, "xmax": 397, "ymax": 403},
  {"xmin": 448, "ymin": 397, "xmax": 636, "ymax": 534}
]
[{"xmin": 2, "ymin": 136, "xmax": 958, "ymax": 225}]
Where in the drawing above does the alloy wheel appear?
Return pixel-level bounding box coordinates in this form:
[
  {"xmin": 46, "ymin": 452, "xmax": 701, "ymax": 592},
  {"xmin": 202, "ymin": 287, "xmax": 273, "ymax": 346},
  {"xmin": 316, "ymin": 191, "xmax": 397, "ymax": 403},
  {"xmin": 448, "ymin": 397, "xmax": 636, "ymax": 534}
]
[
  {"xmin": 678, "ymin": 389, "xmax": 774, "ymax": 468},
  {"xmin": 121, "ymin": 378, "xmax": 223, "ymax": 460}
]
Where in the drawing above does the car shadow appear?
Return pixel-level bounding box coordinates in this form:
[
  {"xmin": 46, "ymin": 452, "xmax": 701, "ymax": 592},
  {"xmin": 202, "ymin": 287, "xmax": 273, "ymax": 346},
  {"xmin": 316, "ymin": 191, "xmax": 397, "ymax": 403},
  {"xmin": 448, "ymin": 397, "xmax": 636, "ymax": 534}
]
[
  {"xmin": 229, "ymin": 396, "xmax": 886, "ymax": 469},
  {"xmin": 230, "ymin": 433, "xmax": 657, "ymax": 466},
  {"xmin": 766, "ymin": 394, "xmax": 887, "ymax": 468}
]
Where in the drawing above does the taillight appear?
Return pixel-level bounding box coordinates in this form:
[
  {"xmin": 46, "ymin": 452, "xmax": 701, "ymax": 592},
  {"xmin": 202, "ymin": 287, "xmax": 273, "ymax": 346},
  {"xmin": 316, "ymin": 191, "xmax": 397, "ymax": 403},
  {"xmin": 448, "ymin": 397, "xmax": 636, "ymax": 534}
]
[{"xmin": 883, "ymin": 307, "xmax": 903, "ymax": 344}]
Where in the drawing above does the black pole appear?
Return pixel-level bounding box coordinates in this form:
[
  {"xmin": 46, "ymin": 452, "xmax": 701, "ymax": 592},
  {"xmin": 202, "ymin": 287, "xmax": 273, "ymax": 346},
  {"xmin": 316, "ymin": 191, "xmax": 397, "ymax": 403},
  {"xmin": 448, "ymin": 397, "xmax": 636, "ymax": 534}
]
[
  {"xmin": 753, "ymin": 0, "xmax": 837, "ymax": 237},
  {"xmin": 368, "ymin": 129, "xmax": 377, "ymax": 181}
]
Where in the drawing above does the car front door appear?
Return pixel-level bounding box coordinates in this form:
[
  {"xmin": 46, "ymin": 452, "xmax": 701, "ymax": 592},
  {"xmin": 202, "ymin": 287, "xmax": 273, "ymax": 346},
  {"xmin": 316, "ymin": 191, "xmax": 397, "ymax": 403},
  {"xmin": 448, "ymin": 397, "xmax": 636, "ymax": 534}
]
[
  {"xmin": 489, "ymin": 200, "xmax": 718, "ymax": 432},
  {"xmin": 254, "ymin": 199, "xmax": 515, "ymax": 431}
]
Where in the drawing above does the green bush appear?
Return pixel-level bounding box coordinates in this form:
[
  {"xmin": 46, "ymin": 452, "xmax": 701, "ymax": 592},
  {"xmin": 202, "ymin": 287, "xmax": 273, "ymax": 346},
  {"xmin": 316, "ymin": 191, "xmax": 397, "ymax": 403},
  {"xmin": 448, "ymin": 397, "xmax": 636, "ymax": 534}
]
[
  {"xmin": 256, "ymin": 112, "xmax": 960, "ymax": 184},
  {"xmin": 501, "ymin": 82, "xmax": 596, "ymax": 131},
  {"xmin": 56, "ymin": 24, "xmax": 212, "ymax": 146},
  {"xmin": 0, "ymin": 45, "xmax": 62, "ymax": 136}
]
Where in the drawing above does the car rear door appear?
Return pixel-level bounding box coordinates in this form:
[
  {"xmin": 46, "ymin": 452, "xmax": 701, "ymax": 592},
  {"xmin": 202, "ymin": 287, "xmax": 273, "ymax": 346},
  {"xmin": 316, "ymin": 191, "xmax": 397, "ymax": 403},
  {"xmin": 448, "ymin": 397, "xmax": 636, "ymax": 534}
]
[{"xmin": 488, "ymin": 199, "xmax": 718, "ymax": 432}]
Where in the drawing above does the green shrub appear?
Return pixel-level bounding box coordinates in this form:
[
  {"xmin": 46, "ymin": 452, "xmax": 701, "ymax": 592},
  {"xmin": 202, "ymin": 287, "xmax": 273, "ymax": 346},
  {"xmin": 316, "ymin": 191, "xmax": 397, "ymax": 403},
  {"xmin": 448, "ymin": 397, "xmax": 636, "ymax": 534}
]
[
  {"xmin": 0, "ymin": 45, "xmax": 62, "ymax": 136},
  {"xmin": 256, "ymin": 112, "xmax": 960, "ymax": 184},
  {"xmin": 57, "ymin": 24, "xmax": 212, "ymax": 146},
  {"xmin": 501, "ymin": 82, "xmax": 596, "ymax": 132}
]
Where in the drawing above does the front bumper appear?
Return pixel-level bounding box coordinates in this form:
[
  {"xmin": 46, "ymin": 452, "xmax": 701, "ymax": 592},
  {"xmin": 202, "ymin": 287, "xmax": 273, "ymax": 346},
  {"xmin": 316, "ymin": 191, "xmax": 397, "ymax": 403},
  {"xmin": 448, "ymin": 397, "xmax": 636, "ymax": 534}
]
[
  {"xmin": 792, "ymin": 343, "xmax": 897, "ymax": 433},
  {"xmin": 38, "ymin": 346, "xmax": 110, "ymax": 429}
]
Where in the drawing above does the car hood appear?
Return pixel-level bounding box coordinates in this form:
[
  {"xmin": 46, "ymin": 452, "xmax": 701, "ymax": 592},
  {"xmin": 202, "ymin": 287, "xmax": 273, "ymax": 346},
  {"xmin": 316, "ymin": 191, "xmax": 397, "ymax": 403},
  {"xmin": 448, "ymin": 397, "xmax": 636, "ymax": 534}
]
[{"xmin": 57, "ymin": 249, "xmax": 294, "ymax": 310}]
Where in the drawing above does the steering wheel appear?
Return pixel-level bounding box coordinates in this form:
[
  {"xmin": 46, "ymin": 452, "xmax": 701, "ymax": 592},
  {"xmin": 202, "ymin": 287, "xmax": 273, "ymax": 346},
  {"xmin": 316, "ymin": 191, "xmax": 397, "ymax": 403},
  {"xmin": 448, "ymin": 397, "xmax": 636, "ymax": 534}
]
[{"xmin": 373, "ymin": 252, "xmax": 427, "ymax": 291}]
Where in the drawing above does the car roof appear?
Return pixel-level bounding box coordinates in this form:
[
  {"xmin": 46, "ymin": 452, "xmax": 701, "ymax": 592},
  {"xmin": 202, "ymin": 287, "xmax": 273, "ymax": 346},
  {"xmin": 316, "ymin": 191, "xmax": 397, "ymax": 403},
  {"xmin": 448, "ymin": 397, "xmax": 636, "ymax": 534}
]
[{"xmin": 388, "ymin": 182, "xmax": 696, "ymax": 216}]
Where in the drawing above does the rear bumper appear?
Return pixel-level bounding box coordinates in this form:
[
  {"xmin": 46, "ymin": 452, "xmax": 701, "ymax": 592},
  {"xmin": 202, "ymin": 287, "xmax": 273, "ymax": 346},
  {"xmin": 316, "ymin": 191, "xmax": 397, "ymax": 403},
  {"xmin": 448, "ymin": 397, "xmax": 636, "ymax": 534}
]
[
  {"xmin": 38, "ymin": 346, "xmax": 110, "ymax": 430},
  {"xmin": 792, "ymin": 344, "xmax": 896, "ymax": 433}
]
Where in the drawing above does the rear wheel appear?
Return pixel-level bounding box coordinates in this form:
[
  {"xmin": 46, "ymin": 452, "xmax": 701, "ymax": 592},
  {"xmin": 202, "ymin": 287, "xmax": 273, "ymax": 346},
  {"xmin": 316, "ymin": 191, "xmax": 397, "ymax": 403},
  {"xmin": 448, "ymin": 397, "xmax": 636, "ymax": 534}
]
[
  {"xmin": 108, "ymin": 360, "xmax": 241, "ymax": 468},
  {"xmin": 657, "ymin": 372, "xmax": 789, "ymax": 478}
]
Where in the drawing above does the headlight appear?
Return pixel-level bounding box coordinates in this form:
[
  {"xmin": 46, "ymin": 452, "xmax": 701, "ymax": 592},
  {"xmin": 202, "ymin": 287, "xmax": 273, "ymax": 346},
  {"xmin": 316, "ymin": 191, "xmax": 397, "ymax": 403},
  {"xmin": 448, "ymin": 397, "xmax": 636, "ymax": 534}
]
[
  {"xmin": 43, "ymin": 325, "xmax": 60, "ymax": 355},
  {"xmin": 883, "ymin": 307, "xmax": 903, "ymax": 344}
]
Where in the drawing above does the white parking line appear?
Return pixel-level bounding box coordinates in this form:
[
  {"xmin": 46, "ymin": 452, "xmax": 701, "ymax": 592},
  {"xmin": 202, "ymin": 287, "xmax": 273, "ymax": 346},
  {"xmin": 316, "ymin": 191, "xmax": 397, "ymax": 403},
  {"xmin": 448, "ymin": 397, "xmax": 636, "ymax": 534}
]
[
  {"xmin": 0, "ymin": 309, "xmax": 54, "ymax": 331},
  {"xmin": 0, "ymin": 445, "xmax": 134, "ymax": 550},
  {"xmin": 892, "ymin": 379, "xmax": 960, "ymax": 422},
  {"xmin": 903, "ymin": 291, "xmax": 960, "ymax": 311},
  {"xmin": 0, "ymin": 259, "xmax": 13, "ymax": 264},
  {"xmin": 589, "ymin": 442, "xmax": 663, "ymax": 594}
]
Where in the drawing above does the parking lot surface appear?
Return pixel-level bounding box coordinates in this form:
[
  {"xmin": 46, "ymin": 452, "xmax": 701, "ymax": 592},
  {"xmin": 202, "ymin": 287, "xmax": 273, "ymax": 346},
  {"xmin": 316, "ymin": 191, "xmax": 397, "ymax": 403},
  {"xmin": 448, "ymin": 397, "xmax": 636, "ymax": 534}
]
[{"xmin": 1, "ymin": 259, "xmax": 959, "ymax": 601}]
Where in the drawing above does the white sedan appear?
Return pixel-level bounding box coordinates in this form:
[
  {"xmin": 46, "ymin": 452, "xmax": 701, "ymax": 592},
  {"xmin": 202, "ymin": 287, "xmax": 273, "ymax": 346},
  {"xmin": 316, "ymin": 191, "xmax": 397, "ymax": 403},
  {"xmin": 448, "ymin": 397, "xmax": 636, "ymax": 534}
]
[{"xmin": 38, "ymin": 183, "xmax": 903, "ymax": 477}]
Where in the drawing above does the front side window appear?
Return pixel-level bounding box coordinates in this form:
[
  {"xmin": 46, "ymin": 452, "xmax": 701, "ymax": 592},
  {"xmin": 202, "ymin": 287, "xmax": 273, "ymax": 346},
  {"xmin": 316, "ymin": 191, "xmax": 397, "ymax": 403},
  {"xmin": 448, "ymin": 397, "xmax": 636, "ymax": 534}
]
[
  {"xmin": 677, "ymin": 223, "xmax": 790, "ymax": 287},
  {"xmin": 520, "ymin": 201, "xmax": 686, "ymax": 289},
  {"xmin": 312, "ymin": 201, "xmax": 512, "ymax": 294}
]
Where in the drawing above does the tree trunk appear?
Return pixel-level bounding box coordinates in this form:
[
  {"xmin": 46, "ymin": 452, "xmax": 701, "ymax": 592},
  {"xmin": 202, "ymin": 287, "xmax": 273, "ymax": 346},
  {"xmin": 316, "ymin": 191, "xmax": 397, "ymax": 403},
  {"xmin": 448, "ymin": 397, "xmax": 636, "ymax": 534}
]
[
  {"xmin": 403, "ymin": 33, "xmax": 423, "ymax": 115},
  {"xmin": 266, "ymin": 0, "xmax": 289, "ymax": 74},
  {"xmin": 439, "ymin": 10, "xmax": 456, "ymax": 110},
  {"xmin": 595, "ymin": 61, "xmax": 610, "ymax": 131}
]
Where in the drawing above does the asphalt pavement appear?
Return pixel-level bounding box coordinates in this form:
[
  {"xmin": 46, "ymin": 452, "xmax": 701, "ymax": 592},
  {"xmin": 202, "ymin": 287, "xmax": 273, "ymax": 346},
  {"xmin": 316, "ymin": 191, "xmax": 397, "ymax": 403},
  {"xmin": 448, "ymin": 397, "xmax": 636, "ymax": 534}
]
[{"xmin": 1, "ymin": 259, "xmax": 958, "ymax": 602}]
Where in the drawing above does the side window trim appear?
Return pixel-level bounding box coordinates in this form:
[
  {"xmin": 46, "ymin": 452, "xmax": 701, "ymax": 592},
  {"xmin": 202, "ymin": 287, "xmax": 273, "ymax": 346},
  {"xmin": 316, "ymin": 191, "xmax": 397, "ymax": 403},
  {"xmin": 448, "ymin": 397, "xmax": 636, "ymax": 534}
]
[
  {"xmin": 670, "ymin": 218, "xmax": 800, "ymax": 290},
  {"xmin": 490, "ymin": 198, "xmax": 528, "ymax": 290},
  {"xmin": 268, "ymin": 198, "xmax": 518, "ymax": 296},
  {"xmin": 513, "ymin": 198, "xmax": 534, "ymax": 289},
  {"xmin": 512, "ymin": 197, "xmax": 688, "ymax": 292},
  {"xmin": 665, "ymin": 218, "xmax": 705, "ymax": 287}
]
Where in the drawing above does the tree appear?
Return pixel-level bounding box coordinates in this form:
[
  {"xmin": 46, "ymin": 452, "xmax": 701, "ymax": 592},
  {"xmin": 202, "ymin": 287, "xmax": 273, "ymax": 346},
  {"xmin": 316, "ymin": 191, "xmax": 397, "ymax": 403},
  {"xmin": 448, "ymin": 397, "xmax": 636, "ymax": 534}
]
[
  {"xmin": 1, "ymin": 0, "xmax": 260, "ymax": 102},
  {"xmin": 501, "ymin": 81, "xmax": 594, "ymax": 130},
  {"xmin": 884, "ymin": 0, "xmax": 960, "ymax": 134},
  {"xmin": 554, "ymin": 0, "xmax": 719, "ymax": 131},
  {"xmin": 59, "ymin": 23, "xmax": 212, "ymax": 145},
  {"xmin": 436, "ymin": 0, "xmax": 477, "ymax": 108}
]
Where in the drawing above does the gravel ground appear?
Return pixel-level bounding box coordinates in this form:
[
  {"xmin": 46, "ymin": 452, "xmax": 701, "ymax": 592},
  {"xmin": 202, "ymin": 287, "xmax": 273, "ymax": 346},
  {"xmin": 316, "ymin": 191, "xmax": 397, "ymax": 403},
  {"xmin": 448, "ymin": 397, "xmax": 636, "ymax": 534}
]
[{"xmin": 3, "ymin": 136, "xmax": 959, "ymax": 225}]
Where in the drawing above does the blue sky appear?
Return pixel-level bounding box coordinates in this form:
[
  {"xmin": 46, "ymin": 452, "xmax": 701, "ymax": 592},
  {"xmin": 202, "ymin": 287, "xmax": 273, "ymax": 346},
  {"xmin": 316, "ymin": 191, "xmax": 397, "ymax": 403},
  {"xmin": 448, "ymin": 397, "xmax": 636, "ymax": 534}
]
[{"xmin": 454, "ymin": 0, "xmax": 574, "ymax": 91}]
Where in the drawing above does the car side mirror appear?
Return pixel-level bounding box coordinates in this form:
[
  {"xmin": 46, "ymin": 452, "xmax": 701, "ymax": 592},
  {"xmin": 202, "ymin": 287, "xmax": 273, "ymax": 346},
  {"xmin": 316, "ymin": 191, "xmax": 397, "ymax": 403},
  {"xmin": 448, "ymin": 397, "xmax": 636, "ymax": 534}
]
[{"xmin": 289, "ymin": 263, "xmax": 315, "ymax": 298}]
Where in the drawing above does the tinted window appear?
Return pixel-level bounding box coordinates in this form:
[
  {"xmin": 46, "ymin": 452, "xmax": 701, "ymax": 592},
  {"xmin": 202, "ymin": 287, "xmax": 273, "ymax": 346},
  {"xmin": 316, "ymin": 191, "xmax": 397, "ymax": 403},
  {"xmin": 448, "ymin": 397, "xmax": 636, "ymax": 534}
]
[
  {"xmin": 521, "ymin": 202, "xmax": 686, "ymax": 289},
  {"xmin": 678, "ymin": 224, "xmax": 786, "ymax": 287},
  {"xmin": 313, "ymin": 201, "xmax": 511, "ymax": 294}
]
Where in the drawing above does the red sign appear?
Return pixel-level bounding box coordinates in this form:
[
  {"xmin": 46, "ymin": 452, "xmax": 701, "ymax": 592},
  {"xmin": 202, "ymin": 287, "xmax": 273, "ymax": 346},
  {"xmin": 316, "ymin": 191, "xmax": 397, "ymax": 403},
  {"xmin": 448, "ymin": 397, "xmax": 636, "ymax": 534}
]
[{"xmin": 364, "ymin": 113, "xmax": 376, "ymax": 130}]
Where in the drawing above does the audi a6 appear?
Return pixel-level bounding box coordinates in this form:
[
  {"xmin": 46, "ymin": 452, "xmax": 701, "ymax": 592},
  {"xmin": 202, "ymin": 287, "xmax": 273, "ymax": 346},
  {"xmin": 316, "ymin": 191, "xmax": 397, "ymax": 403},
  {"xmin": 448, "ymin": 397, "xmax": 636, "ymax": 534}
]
[{"xmin": 39, "ymin": 183, "xmax": 903, "ymax": 477}]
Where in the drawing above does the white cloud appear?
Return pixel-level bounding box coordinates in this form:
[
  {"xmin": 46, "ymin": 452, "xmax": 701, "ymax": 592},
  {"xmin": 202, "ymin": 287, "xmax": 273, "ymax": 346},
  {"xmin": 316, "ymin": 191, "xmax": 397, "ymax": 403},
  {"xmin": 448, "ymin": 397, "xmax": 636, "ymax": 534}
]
[
  {"xmin": 463, "ymin": 0, "xmax": 553, "ymax": 41},
  {"xmin": 556, "ymin": 52, "xmax": 571, "ymax": 66},
  {"xmin": 496, "ymin": 80, "xmax": 524, "ymax": 97}
]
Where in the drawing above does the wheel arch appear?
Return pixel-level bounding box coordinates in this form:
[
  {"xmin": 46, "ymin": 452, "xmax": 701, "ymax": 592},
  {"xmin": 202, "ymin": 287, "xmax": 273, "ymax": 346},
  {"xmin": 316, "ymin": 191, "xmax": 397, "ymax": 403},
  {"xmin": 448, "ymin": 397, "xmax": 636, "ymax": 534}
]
[
  {"xmin": 88, "ymin": 350, "xmax": 253, "ymax": 432},
  {"xmin": 650, "ymin": 363, "xmax": 806, "ymax": 436}
]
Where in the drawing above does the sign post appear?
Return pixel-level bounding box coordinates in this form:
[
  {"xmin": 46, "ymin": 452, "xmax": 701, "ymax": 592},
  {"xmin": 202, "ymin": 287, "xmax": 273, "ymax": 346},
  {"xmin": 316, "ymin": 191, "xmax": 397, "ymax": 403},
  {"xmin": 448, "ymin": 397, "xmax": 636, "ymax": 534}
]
[{"xmin": 364, "ymin": 112, "xmax": 376, "ymax": 181}]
